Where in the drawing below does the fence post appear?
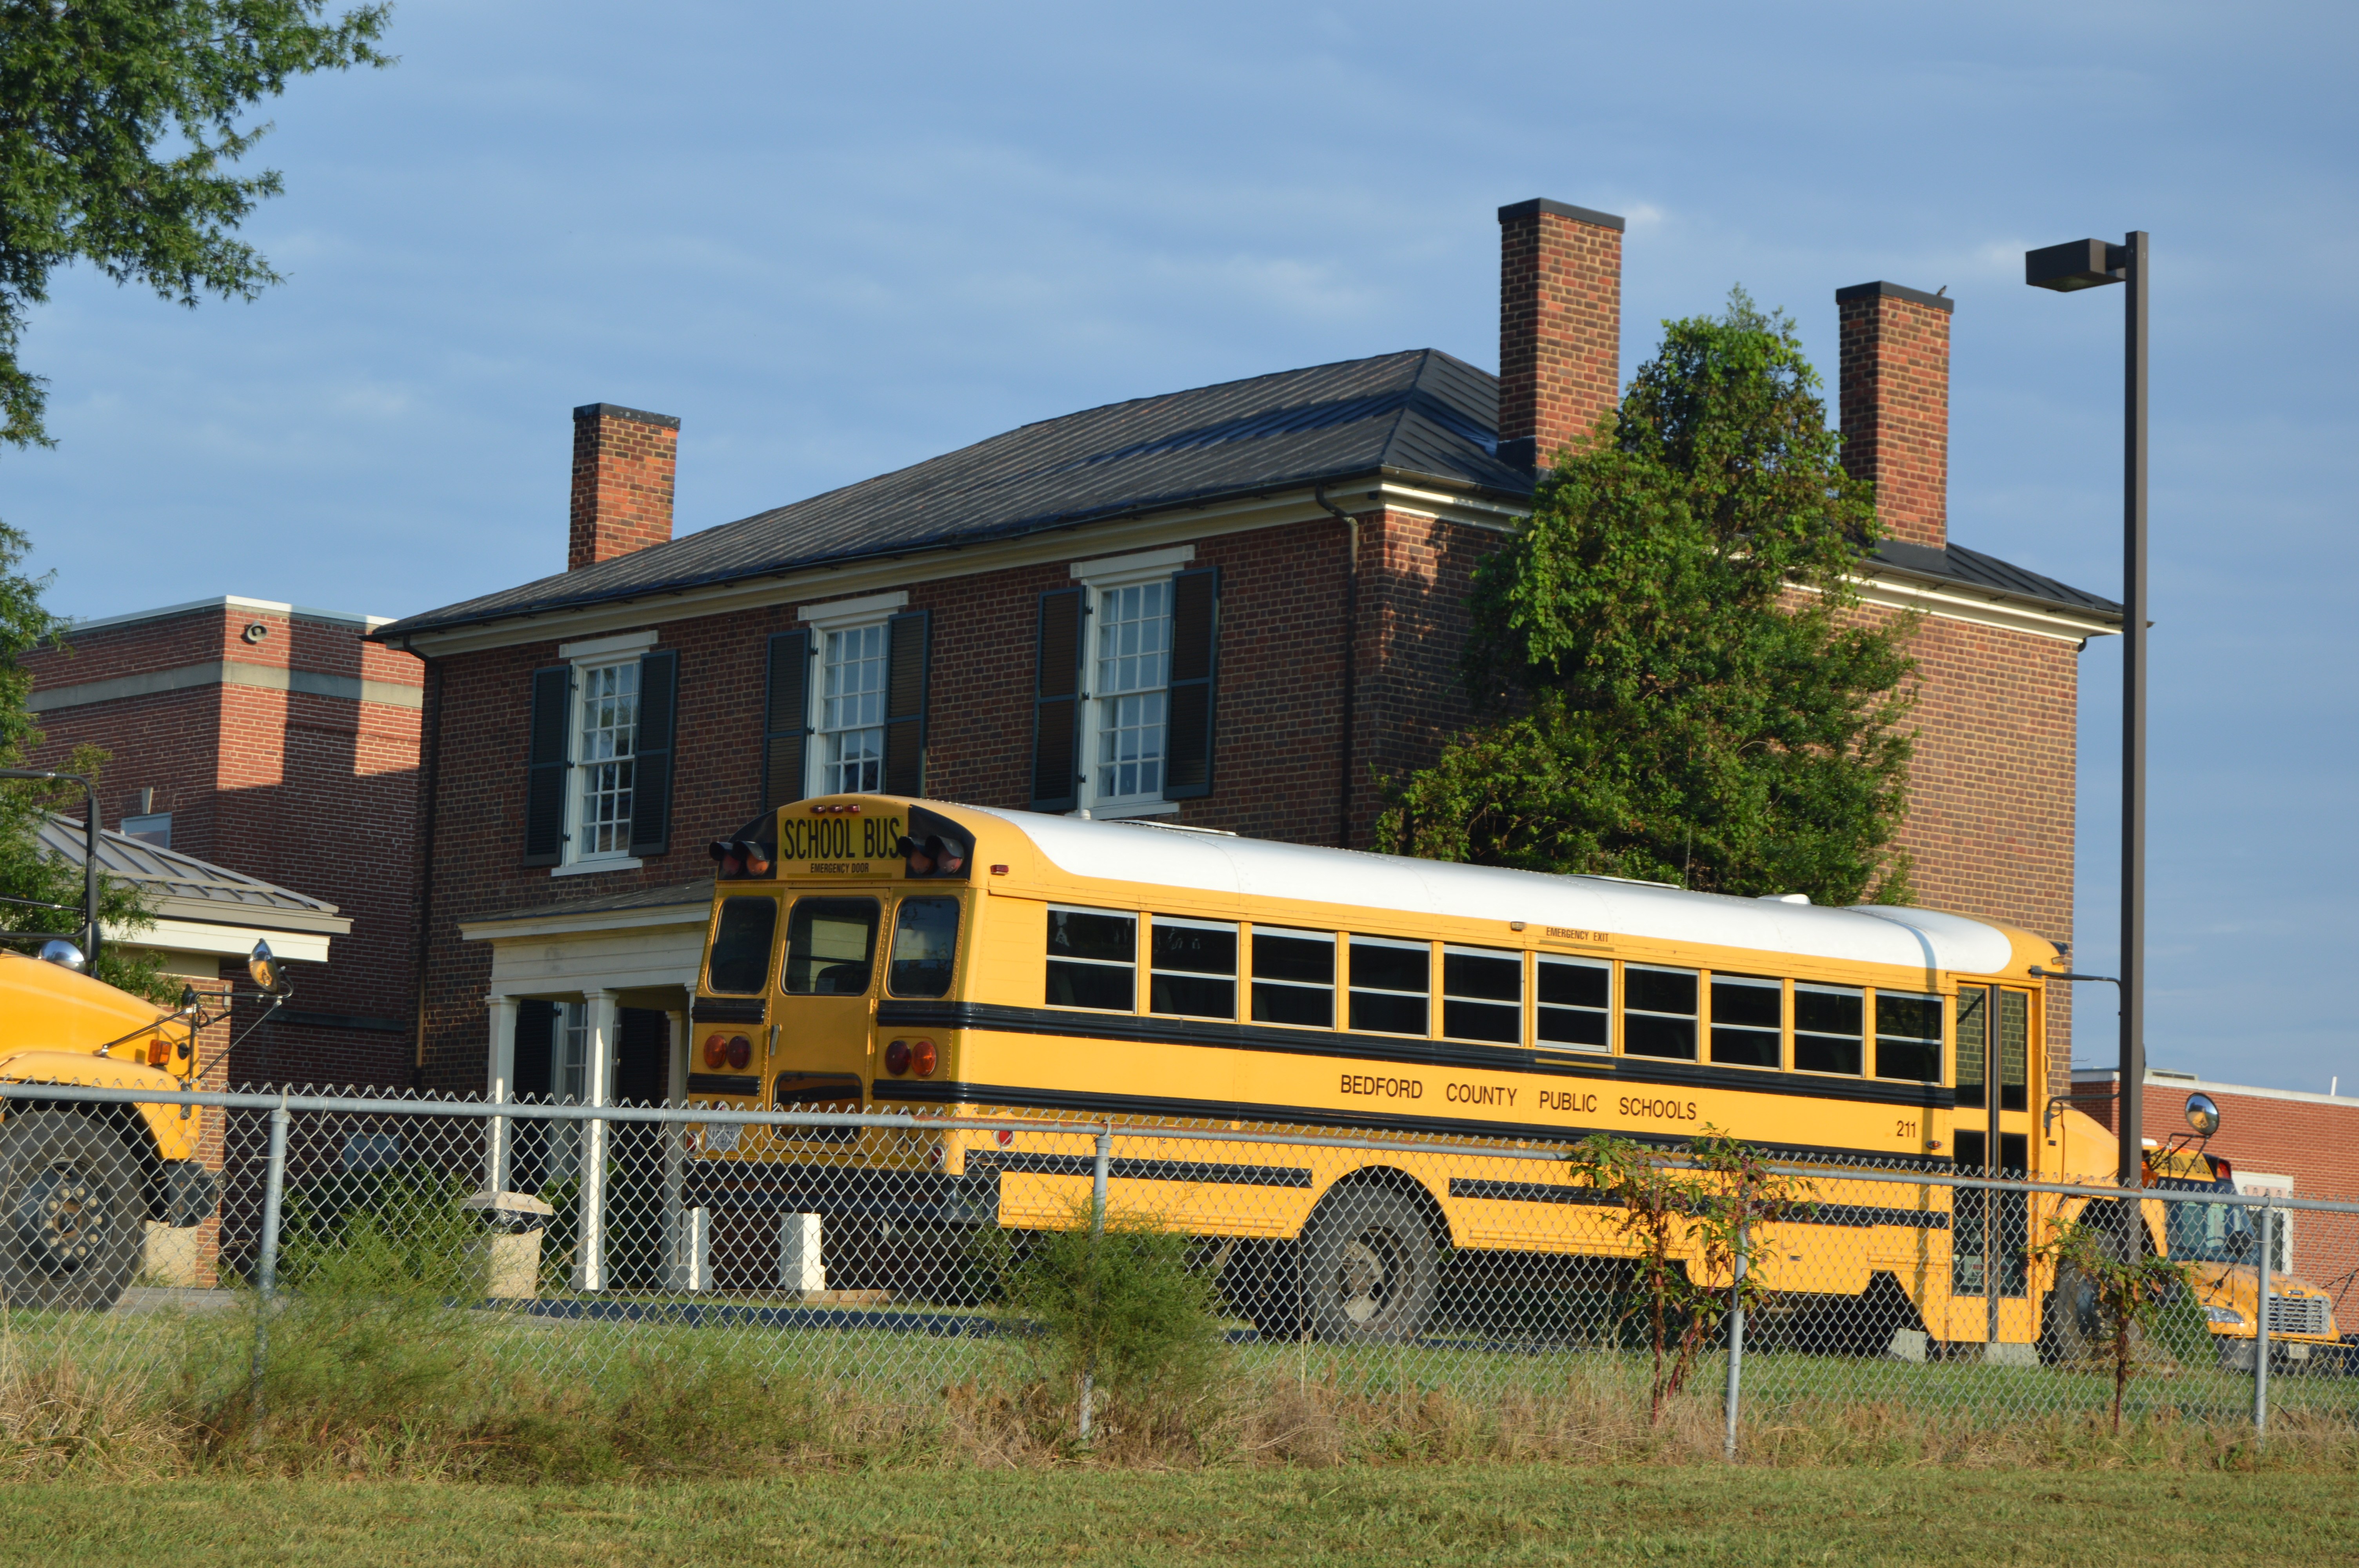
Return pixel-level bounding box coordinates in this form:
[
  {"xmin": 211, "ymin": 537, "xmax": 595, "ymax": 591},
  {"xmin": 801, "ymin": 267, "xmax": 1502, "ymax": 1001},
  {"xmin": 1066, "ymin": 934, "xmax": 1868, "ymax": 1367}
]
[
  {"xmin": 1077, "ymin": 1122, "xmax": 1113, "ymax": 1443},
  {"xmin": 1723, "ymin": 1216, "xmax": 1747, "ymax": 1462},
  {"xmin": 573, "ymin": 990, "xmax": 617, "ymax": 1292},
  {"xmin": 247, "ymin": 1092, "xmax": 291, "ymax": 1436},
  {"xmin": 2254, "ymin": 1197, "xmax": 2273, "ymax": 1438}
]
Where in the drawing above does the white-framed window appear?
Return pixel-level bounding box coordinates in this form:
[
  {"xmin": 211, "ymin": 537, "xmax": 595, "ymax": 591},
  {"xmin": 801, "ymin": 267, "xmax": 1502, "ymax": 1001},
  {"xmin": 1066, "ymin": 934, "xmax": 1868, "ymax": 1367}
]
[
  {"xmin": 818, "ymin": 622, "xmax": 889, "ymax": 793},
  {"xmin": 1069, "ymin": 545, "xmax": 1193, "ymax": 818},
  {"xmin": 567, "ymin": 657, "xmax": 639, "ymax": 865}
]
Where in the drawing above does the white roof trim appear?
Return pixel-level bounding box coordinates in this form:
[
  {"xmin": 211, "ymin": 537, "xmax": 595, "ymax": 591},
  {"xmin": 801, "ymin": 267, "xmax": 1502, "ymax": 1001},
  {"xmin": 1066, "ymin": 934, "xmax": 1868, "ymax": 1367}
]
[
  {"xmin": 1070, "ymin": 543, "xmax": 1195, "ymax": 583},
  {"xmin": 459, "ymin": 903, "xmax": 710, "ymax": 943},
  {"xmin": 960, "ymin": 805, "xmax": 2017, "ymax": 974},
  {"xmin": 67, "ymin": 595, "xmax": 395, "ymax": 634},
  {"xmin": 798, "ymin": 589, "xmax": 909, "ymax": 629},
  {"xmin": 558, "ymin": 628, "xmax": 658, "ymax": 660},
  {"xmin": 2072, "ymin": 1067, "xmax": 2359, "ymax": 1109},
  {"xmin": 107, "ymin": 917, "xmax": 333, "ymax": 964}
]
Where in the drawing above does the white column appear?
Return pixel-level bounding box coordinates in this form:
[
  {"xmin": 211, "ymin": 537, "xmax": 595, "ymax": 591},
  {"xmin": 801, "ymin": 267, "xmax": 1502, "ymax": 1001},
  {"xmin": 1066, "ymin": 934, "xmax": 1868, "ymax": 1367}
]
[
  {"xmin": 572, "ymin": 989, "xmax": 618, "ymax": 1292},
  {"xmin": 485, "ymin": 995, "xmax": 519, "ymax": 1194},
  {"xmin": 662, "ymin": 1006, "xmax": 691, "ymax": 1289}
]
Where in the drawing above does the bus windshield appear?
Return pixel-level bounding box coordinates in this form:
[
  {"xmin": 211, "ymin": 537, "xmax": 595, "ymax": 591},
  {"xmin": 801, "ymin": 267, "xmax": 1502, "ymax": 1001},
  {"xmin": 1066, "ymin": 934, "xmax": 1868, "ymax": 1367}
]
[{"xmin": 2159, "ymin": 1179, "xmax": 2257, "ymax": 1265}]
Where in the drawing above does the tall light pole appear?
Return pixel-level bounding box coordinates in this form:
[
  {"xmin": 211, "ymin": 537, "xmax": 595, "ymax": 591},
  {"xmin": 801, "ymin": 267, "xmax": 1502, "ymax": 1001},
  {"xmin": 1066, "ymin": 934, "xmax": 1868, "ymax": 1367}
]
[{"xmin": 2025, "ymin": 231, "xmax": 2148, "ymax": 1189}]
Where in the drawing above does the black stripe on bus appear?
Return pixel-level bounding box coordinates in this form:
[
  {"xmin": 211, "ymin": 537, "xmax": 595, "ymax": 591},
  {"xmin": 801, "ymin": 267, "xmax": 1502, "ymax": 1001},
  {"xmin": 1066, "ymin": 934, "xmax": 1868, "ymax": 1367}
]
[
  {"xmin": 968, "ymin": 1152, "xmax": 1313, "ymax": 1189},
  {"xmin": 685, "ymin": 1073, "xmax": 762, "ymax": 1097},
  {"xmin": 871, "ymin": 1078, "xmax": 1952, "ymax": 1171},
  {"xmin": 691, "ymin": 998, "xmax": 765, "ymax": 1024},
  {"xmin": 872, "ymin": 1000, "xmax": 1956, "ymax": 1111},
  {"xmin": 1447, "ymin": 1177, "xmax": 1950, "ymax": 1230}
]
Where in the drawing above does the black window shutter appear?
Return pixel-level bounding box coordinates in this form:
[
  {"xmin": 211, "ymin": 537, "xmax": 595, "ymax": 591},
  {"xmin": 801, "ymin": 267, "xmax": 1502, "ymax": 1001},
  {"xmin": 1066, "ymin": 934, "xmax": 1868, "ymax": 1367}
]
[
  {"xmin": 522, "ymin": 664, "xmax": 573, "ymax": 867},
  {"xmin": 1030, "ymin": 587, "xmax": 1085, "ymax": 813},
  {"xmin": 1163, "ymin": 566, "xmax": 1219, "ymax": 800},
  {"xmin": 883, "ymin": 610, "xmax": 929, "ymax": 797},
  {"xmin": 629, "ymin": 648, "xmax": 679, "ymax": 857},
  {"xmin": 762, "ymin": 630, "xmax": 811, "ymax": 812}
]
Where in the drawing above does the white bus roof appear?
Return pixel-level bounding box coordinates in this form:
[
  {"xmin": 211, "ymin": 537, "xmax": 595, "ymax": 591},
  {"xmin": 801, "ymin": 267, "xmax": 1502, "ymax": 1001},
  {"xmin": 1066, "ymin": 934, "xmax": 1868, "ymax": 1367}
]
[{"xmin": 960, "ymin": 804, "xmax": 2018, "ymax": 976}]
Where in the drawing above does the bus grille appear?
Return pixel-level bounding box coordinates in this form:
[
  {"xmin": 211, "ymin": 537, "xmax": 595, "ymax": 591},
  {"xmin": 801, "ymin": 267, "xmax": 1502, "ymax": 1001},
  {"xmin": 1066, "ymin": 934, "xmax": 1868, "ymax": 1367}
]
[{"xmin": 2266, "ymin": 1293, "xmax": 2330, "ymax": 1336}]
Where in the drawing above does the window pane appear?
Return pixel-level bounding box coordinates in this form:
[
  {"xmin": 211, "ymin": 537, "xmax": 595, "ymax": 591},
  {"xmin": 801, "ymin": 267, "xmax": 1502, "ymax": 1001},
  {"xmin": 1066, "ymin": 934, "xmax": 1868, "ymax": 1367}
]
[
  {"xmin": 1050, "ymin": 960, "xmax": 1134, "ymax": 1011},
  {"xmin": 1626, "ymin": 967, "xmax": 1697, "ymax": 1017},
  {"xmin": 1624, "ymin": 1014, "xmax": 1696, "ymax": 1060},
  {"xmin": 576, "ymin": 660, "xmax": 638, "ymax": 856},
  {"xmin": 1350, "ymin": 991, "xmax": 1427, "ymax": 1036},
  {"xmin": 1253, "ymin": 930, "xmax": 1333, "ymax": 985},
  {"xmin": 1712, "ymin": 1027, "xmax": 1780, "ymax": 1068},
  {"xmin": 1796, "ymin": 985, "xmax": 1864, "ymax": 1075},
  {"xmin": 1349, "ymin": 938, "xmax": 1428, "ymax": 995},
  {"xmin": 1152, "ymin": 920, "xmax": 1236, "ymax": 976},
  {"xmin": 1443, "ymin": 948, "xmax": 1521, "ymax": 1003},
  {"xmin": 1538, "ymin": 959, "xmax": 1609, "ymax": 1010},
  {"xmin": 1998, "ymin": 989, "xmax": 2030, "ymax": 1111},
  {"xmin": 1151, "ymin": 972, "xmax": 1234, "ymax": 1018},
  {"xmin": 1048, "ymin": 908, "xmax": 1136, "ymax": 965},
  {"xmin": 888, "ymin": 897, "xmax": 960, "ymax": 998},
  {"xmin": 1252, "ymin": 981, "xmax": 1331, "ymax": 1027},
  {"xmin": 781, "ymin": 898, "xmax": 879, "ymax": 995},
  {"xmin": 707, "ymin": 897, "xmax": 778, "ymax": 994},
  {"xmin": 1874, "ymin": 992, "xmax": 1943, "ymax": 1083},
  {"xmin": 1444, "ymin": 1000, "xmax": 1520, "ymax": 1044},
  {"xmin": 1095, "ymin": 580, "xmax": 1171, "ymax": 801},
  {"xmin": 1712, "ymin": 976, "xmax": 1781, "ymax": 1029},
  {"xmin": 1956, "ymin": 987, "xmax": 1989, "ymax": 1109},
  {"xmin": 819, "ymin": 623, "xmax": 888, "ymax": 794},
  {"xmin": 1538, "ymin": 1005, "xmax": 1609, "ymax": 1049}
]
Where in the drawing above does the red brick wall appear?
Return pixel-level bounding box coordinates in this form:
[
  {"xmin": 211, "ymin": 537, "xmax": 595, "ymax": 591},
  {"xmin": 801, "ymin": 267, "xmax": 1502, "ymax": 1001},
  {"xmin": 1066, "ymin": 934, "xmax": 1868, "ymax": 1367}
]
[
  {"xmin": 1837, "ymin": 284, "xmax": 1952, "ymax": 549},
  {"xmin": 1498, "ymin": 201, "xmax": 1623, "ymax": 466},
  {"xmin": 570, "ymin": 405, "xmax": 679, "ymax": 571},
  {"xmin": 25, "ymin": 603, "xmax": 423, "ymax": 1090}
]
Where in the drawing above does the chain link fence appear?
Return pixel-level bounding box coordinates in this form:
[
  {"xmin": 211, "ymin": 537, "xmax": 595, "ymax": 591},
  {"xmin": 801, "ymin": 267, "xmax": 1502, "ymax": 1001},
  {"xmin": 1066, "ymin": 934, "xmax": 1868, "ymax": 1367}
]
[{"xmin": 3, "ymin": 1078, "xmax": 2356, "ymax": 1454}]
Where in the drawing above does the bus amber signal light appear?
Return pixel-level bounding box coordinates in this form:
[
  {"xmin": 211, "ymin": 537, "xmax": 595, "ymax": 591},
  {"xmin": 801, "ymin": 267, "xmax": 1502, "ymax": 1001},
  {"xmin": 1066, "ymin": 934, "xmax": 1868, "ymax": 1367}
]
[
  {"xmin": 707, "ymin": 838, "xmax": 772, "ymax": 878},
  {"xmin": 897, "ymin": 834, "xmax": 967, "ymax": 877},
  {"xmin": 911, "ymin": 1038, "xmax": 938, "ymax": 1078}
]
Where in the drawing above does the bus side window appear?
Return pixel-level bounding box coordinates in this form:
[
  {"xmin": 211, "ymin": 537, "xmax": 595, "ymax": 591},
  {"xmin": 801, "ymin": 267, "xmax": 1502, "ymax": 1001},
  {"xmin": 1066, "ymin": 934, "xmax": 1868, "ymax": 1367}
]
[
  {"xmin": 1796, "ymin": 984, "xmax": 1865, "ymax": 1074},
  {"xmin": 1874, "ymin": 991, "xmax": 1943, "ymax": 1082},
  {"xmin": 1349, "ymin": 935, "xmax": 1429, "ymax": 1037},
  {"xmin": 1623, "ymin": 966, "xmax": 1697, "ymax": 1060},
  {"xmin": 707, "ymin": 896, "xmax": 779, "ymax": 994},
  {"xmin": 1956, "ymin": 987, "xmax": 1989, "ymax": 1107},
  {"xmin": 1536, "ymin": 956, "xmax": 1610, "ymax": 1051},
  {"xmin": 1441, "ymin": 945, "xmax": 1521, "ymax": 1043},
  {"xmin": 1150, "ymin": 917, "xmax": 1237, "ymax": 1020},
  {"xmin": 781, "ymin": 898, "xmax": 880, "ymax": 996},
  {"xmin": 1250, "ymin": 927, "xmax": 1333, "ymax": 1027},
  {"xmin": 1708, "ymin": 974, "xmax": 1782, "ymax": 1068},
  {"xmin": 889, "ymin": 897, "xmax": 960, "ymax": 999},
  {"xmin": 1047, "ymin": 906, "xmax": 1136, "ymax": 1011}
]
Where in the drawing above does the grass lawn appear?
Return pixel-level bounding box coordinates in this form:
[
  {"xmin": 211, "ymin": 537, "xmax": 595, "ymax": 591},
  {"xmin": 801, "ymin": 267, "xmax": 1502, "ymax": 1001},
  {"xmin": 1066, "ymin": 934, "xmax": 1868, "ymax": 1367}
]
[{"xmin": 2, "ymin": 1466, "xmax": 2349, "ymax": 1566}]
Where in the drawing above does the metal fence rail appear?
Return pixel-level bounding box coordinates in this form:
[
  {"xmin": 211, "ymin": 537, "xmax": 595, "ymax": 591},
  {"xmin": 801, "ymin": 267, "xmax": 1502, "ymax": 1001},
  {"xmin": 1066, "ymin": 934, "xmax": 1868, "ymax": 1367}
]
[{"xmin": 3, "ymin": 1078, "xmax": 2355, "ymax": 1452}]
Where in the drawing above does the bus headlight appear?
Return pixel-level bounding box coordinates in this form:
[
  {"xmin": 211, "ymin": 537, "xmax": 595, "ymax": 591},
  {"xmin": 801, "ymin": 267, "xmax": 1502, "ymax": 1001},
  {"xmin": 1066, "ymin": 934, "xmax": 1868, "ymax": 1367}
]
[{"xmin": 2205, "ymin": 1306, "xmax": 2245, "ymax": 1326}]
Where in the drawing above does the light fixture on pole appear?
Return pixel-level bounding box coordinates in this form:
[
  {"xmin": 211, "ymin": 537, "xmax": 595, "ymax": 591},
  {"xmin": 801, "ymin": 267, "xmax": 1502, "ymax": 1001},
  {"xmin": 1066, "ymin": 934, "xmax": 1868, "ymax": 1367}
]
[{"xmin": 2025, "ymin": 231, "xmax": 2148, "ymax": 1191}]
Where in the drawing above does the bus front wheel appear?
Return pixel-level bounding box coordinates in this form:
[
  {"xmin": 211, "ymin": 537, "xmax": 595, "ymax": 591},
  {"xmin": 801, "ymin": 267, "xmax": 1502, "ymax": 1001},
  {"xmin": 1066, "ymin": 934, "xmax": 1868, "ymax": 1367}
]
[
  {"xmin": 1299, "ymin": 1185, "xmax": 1438, "ymax": 1345},
  {"xmin": 0, "ymin": 1111, "xmax": 143, "ymax": 1312}
]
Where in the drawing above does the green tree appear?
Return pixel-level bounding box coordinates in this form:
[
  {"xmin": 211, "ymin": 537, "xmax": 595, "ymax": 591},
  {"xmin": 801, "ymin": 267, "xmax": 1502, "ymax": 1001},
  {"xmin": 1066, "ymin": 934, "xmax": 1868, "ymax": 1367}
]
[
  {"xmin": 1379, "ymin": 290, "xmax": 1919, "ymax": 905},
  {"xmin": 0, "ymin": 519, "xmax": 171, "ymax": 999},
  {"xmin": 0, "ymin": 0, "xmax": 394, "ymax": 449}
]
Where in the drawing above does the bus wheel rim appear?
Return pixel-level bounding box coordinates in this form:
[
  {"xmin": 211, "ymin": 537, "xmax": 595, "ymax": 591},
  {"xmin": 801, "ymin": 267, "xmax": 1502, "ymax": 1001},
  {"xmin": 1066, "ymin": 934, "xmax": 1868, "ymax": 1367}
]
[
  {"xmin": 14, "ymin": 1164, "xmax": 101, "ymax": 1273},
  {"xmin": 1338, "ymin": 1234, "xmax": 1396, "ymax": 1324}
]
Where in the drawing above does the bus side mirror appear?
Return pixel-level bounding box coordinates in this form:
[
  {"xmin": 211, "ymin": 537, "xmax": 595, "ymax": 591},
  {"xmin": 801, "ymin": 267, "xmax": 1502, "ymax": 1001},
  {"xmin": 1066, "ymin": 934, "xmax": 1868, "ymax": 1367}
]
[{"xmin": 2185, "ymin": 1093, "xmax": 2221, "ymax": 1138}]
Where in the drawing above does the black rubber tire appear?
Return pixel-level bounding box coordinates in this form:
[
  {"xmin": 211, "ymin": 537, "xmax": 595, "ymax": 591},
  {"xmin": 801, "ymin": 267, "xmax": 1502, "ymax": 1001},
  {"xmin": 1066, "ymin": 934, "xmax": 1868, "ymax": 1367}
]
[
  {"xmin": 0, "ymin": 1111, "xmax": 143, "ymax": 1312},
  {"xmin": 2040, "ymin": 1259, "xmax": 2104, "ymax": 1365},
  {"xmin": 1299, "ymin": 1185, "xmax": 1439, "ymax": 1345}
]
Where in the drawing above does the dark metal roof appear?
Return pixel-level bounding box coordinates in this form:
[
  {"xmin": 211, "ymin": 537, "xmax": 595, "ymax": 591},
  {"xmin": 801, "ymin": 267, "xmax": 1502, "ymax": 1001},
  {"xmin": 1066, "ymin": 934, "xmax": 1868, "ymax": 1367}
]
[
  {"xmin": 1866, "ymin": 540, "xmax": 2122, "ymax": 623},
  {"xmin": 376, "ymin": 349, "xmax": 1523, "ymax": 642},
  {"xmin": 373, "ymin": 345, "xmax": 2117, "ymax": 644},
  {"xmin": 38, "ymin": 816, "xmax": 350, "ymax": 934}
]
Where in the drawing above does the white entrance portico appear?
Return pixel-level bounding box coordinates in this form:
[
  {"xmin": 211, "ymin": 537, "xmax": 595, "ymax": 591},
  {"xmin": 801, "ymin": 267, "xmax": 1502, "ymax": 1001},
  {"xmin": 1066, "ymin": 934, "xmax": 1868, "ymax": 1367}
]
[{"xmin": 459, "ymin": 878, "xmax": 713, "ymax": 1290}]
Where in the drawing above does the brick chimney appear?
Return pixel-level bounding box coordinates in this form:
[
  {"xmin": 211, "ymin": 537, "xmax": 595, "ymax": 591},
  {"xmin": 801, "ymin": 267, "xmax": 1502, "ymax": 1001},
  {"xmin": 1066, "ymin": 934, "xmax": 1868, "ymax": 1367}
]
[
  {"xmin": 569, "ymin": 403, "xmax": 680, "ymax": 571},
  {"xmin": 1834, "ymin": 283, "xmax": 1952, "ymax": 549},
  {"xmin": 1496, "ymin": 198, "xmax": 1625, "ymax": 470}
]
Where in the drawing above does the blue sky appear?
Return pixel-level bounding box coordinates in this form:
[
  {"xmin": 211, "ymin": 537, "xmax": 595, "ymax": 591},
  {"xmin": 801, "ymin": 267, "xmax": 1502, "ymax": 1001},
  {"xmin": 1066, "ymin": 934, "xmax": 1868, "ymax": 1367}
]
[{"xmin": 8, "ymin": 2, "xmax": 2354, "ymax": 1094}]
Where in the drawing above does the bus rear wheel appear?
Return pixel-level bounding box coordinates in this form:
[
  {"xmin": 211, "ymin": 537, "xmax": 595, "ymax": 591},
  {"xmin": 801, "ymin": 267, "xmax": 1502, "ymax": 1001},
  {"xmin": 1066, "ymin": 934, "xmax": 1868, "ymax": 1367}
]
[
  {"xmin": 0, "ymin": 1111, "xmax": 143, "ymax": 1312},
  {"xmin": 1299, "ymin": 1186, "xmax": 1438, "ymax": 1345}
]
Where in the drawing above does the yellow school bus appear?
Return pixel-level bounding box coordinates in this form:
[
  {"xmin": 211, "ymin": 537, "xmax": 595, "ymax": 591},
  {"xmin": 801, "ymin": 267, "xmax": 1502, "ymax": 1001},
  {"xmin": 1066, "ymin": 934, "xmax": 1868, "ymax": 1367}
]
[{"xmin": 689, "ymin": 793, "xmax": 2132, "ymax": 1353}]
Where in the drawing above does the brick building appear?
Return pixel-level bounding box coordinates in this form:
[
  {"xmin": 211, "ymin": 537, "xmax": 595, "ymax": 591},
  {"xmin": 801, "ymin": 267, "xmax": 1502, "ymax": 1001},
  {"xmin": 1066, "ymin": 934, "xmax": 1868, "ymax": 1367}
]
[
  {"xmin": 24, "ymin": 596, "xmax": 423, "ymax": 1089},
  {"xmin": 369, "ymin": 198, "xmax": 2119, "ymax": 1111}
]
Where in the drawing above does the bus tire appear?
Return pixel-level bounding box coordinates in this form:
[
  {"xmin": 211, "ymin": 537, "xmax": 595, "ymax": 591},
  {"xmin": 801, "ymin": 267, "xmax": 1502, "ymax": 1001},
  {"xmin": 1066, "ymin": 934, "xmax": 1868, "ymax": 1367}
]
[
  {"xmin": 0, "ymin": 1111, "xmax": 143, "ymax": 1312},
  {"xmin": 2039, "ymin": 1259, "xmax": 2103, "ymax": 1365},
  {"xmin": 1299, "ymin": 1185, "xmax": 1438, "ymax": 1345}
]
